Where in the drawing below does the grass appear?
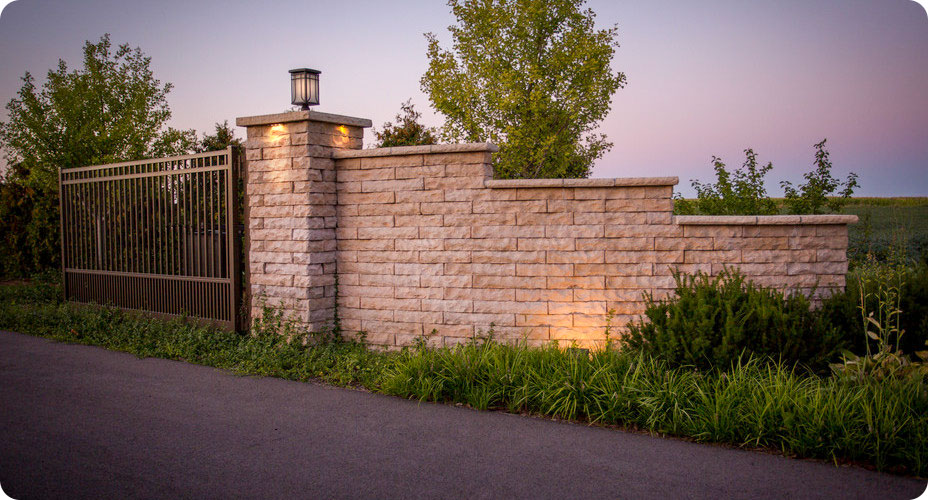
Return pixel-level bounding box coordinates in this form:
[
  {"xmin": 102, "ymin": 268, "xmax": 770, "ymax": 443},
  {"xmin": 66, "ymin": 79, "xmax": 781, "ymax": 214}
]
[
  {"xmin": 1, "ymin": 280, "xmax": 926, "ymax": 477},
  {"xmin": 383, "ymin": 339, "xmax": 927, "ymax": 475},
  {"xmin": 843, "ymin": 202, "xmax": 928, "ymax": 265},
  {"xmin": 0, "ymin": 282, "xmax": 391, "ymax": 389}
]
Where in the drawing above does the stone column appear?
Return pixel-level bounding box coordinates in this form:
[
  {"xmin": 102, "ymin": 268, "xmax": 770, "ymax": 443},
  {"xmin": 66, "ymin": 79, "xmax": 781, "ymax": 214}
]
[{"xmin": 235, "ymin": 110, "xmax": 371, "ymax": 332}]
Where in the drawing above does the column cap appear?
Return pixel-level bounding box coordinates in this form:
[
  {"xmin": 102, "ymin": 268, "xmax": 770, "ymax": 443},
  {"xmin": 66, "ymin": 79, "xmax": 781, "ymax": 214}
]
[{"xmin": 236, "ymin": 110, "xmax": 372, "ymax": 128}]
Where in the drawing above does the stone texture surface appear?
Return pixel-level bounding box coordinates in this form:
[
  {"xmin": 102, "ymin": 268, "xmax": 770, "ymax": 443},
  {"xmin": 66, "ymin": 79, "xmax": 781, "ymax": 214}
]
[
  {"xmin": 239, "ymin": 118, "xmax": 856, "ymax": 349},
  {"xmin": 330, "ymin": 148, "xmax": 855, "ymax": 348},
  {"xmin": 241, "ymin": 114, "xmax": 367, "ymax": 331}
]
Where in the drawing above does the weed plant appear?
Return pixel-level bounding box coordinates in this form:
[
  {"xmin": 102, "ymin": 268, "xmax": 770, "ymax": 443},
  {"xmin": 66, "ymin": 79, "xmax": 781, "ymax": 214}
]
[{"xmin": 821, "ymin": 261, "xmax": 928, "ymax": 356}]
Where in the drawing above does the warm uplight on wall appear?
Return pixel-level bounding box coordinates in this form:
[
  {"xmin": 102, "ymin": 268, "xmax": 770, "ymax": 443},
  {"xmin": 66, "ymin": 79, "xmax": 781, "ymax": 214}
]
[
  {"xmin": 289, "ymin": 68, "xmax": 320, "ymax": 110},
  {"xmin": 333, "ymin": 125, "xmax": 350, "ymax": 147},
  {"xmin": 270, "ymin": 124, "xmax": 286, "ymax": 134}
]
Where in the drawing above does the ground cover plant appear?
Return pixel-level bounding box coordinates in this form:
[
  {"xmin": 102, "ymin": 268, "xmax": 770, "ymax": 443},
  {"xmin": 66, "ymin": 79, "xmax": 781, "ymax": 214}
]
[
  {"xmin": 1, "ymin": 279, "xmax": 926, "ymax": 476},
  {"xmin": 0, "ymin": 282, "xmax": 390, "ymax": 389}
]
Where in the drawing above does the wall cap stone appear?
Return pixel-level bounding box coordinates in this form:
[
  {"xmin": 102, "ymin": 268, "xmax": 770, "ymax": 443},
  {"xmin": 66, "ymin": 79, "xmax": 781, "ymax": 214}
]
[
  {"xmin": 333, "ymin": 142, "xmax": 498, "ymax": 158},
  {"xmin": 236, "ymin": 110, "xmax": 373, "ymax": 128},
  {"xmin": 674, "ymin": 214, "xmax": 859, "ymax": 225},
  {"xmin": 485, "ymin": 177, "xmax": 679, "ymax": 188}
]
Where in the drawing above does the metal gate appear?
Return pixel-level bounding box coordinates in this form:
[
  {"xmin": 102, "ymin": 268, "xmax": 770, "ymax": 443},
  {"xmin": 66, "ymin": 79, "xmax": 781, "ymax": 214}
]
[{"xmin": 59, "ymin": 147, "xmax": 242, "ymax": 330}]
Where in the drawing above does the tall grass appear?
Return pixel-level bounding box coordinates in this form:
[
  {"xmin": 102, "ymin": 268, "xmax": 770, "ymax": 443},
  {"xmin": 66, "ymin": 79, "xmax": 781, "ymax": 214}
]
[
  {"xmin": 381, "ymin": 339, "xmax": 927, "ymax": 475},
  {"xmin": 1, "ymin": 282, "xmax": 926, "ymax": 476}
]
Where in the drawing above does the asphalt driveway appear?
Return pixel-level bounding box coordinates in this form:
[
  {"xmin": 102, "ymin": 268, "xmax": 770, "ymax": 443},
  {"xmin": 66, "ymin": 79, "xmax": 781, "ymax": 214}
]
[{"xmin": 0, "ymin": 330, "xmax": 925, "ymax": 499}]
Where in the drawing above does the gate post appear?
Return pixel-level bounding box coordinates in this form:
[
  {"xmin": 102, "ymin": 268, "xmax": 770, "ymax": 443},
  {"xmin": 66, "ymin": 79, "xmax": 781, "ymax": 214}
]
[{"xmin": 236, "ymin": 111, "xmax": 371, "ymax": 332}]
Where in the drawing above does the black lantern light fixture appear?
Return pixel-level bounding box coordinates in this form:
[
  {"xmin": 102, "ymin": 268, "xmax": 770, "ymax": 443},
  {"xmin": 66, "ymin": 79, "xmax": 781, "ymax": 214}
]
[{"xmin": 289, "ymin": 68, "xmax": 320, "ymax": 110}]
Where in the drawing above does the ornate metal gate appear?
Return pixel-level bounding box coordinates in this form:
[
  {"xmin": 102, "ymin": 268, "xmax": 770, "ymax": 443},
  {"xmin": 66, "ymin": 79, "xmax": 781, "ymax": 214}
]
[{"xmin": 59, "ymin": 147, "xmax": 242, "ymax": 330}]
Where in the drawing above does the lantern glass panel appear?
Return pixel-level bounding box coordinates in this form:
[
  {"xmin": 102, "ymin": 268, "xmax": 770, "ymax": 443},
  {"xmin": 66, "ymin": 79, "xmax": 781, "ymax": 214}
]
[{"xmin": 307, "ymin": 73, "xmax": 319, "ymax": 105}]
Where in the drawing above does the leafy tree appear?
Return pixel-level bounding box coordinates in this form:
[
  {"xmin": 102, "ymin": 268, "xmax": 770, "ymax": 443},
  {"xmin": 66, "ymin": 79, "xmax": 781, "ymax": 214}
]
[
  {"xmin": 421, "ymin": 0, "xmax": 626, "ymax": 179},
  {"xmin": 373, "ymin": 100, "xmax": 438, "ymax": 148},
  {"xmin": 197, "ymin": 120, "xmax": 243, "ymax": 153},
  {"xmin": 0, "ymin": 34, "xmax": 194, "ymax": 188},
  {"xmin": 0, "ymin": 34, "xmax": 194, "ymax": 276},
  {"xmin": 781, "ymin": 139, "xmax": 858, "ymax": 215},
  {"xmin": 674, "ymin": 149, "xmax": 778, "ymax": 216}
]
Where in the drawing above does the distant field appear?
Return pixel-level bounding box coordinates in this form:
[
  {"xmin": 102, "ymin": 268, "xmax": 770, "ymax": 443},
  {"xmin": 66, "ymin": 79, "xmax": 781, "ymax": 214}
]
[
  {"xmin": 842, "ymin": 198, "xmax": 928, "ymax": 264},
  {"xmin": 672, "ymin": 197, "xmax": 928, "ymax": 264},
  {"xmin": 842, "ymin": 197, "xmax": 928, "ymax": 207}
]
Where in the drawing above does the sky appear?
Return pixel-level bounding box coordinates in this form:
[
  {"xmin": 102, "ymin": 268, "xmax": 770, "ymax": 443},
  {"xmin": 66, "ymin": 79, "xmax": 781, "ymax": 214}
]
[{"xmin": 0, "ymin": 0, "xmax": 926, "ymax": 196}]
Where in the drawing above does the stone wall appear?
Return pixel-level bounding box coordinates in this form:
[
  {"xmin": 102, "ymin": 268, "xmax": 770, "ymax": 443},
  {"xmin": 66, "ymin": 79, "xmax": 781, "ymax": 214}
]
[
  {"xmin": 331, "ymin": 144, "xmax": 856, "ymax": 348},
  {"xmin": 237, "ymin": 111, "xmax": 856, "ymax": 348},
  {"xmin": 672, "ymin": 215, "xmax": 853, "ymax": 294}
]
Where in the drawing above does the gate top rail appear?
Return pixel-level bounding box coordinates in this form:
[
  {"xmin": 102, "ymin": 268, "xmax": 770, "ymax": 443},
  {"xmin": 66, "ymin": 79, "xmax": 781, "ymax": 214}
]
[{"xmin": 61, "ymin": 147, "xmax": 234, "ymax": 181}]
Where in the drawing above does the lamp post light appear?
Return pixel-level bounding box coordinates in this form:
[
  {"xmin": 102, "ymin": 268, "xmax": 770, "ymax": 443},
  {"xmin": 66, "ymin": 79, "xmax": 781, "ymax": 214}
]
[{"xmin": 289, "ymin": 68, "xmax": 320, "ymax": 110}]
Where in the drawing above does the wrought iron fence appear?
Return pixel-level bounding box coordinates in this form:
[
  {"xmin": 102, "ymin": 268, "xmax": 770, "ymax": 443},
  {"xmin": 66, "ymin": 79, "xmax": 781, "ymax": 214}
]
[{"xmin": 59, "ymin": 147, "xmax": 242, "ymax": 330}]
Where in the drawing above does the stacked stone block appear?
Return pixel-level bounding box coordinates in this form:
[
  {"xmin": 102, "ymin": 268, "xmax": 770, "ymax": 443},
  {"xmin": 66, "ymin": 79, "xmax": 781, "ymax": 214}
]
[
  {"xmin": 331, "ymin": 144, "xmax": 856, "ymax": 348},
  {"xmin": 237, "ymin": 111, "xmax": 370, "ymax": 331},
  {"xmin": 673, "ymin": 215, "xmax": 855, "ymax": 297}
]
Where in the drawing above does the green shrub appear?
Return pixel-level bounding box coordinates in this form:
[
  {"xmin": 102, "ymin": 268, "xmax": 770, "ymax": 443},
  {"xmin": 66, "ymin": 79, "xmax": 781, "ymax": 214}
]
[
  {"xmin": 781, "ymin": 139, "xmax": 858, "ymax": 215},
  {"xmin": 673, "ymin": 149, "xmax": 778, "ymax": 216},
  {"xmin": 674, "ymin": 140, "xmax": 857, "ymax": 216},
  {"xmin": 372, "ymin": 100, "xmax": 438, "ymax": 148},
  {"xmin": 621, "ymin": 269, "xmax": 846, "ymax": 372},
  {"xmin": 0, "ymin": 163, "xmax": 59, "ymax": 278}
]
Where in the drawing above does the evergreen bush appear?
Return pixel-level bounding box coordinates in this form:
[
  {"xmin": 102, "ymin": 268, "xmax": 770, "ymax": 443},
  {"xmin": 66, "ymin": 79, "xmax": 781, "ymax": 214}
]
[{"xmin": 622, "ymin": 269, "xmax": 846, "ymax": 371}]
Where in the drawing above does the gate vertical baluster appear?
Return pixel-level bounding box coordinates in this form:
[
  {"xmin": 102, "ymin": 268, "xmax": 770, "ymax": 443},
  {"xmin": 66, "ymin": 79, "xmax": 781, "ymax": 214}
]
[{"xmin": 58, "ymin": 168, "xmax": 67, "ymax": 299}]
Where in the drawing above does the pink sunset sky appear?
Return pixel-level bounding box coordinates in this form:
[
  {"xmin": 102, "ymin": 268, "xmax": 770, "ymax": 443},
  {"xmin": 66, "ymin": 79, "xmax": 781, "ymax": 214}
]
[{"xmin": 1, "ymin": 0, "xmax": 926, "ymax": 196}]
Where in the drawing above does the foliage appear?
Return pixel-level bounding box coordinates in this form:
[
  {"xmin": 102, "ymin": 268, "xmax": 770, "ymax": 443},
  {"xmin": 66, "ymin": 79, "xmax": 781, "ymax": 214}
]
[
  {"xmin": 0, "ymin": 35, "xmax": 194, "ymax": 277},
  {"xmin": 621, "ymin": 269, "xmax": 846, "ymax": 372},
  {"xmin": 373, "ymin": 100, "xmax": 438, "ymax": 148},
  {"xmin": 820, "ymin": 260, "xmax": 928, "ymax": 363},
  {"xmin": 673, "ymin": 149, "xmax": 778, "ymax": 216},
  {"xmin": 781, "ymin": 139, "xmax": 858, "ymax": 215},
  {"xmin": 0, "ymin": 34, "xmax": 193, "ymax": 186},
  {"xmin": 833, "ymin": 341, "xmax": 928, "ymax": 382},
  {"xmin": 0, "ymin": 284, "xmax": 390, "ymax": 389},
  {"xmin": 0, "ymin": 163, "xmax": 58, "ymax": 277},
  {"xmin": 197, "ymin": 121, "xmax": 243, "ymax": 152},
  {"xmin": 384, "ymin": 346, "xmax": 928, "ymax": 475},
  {"xmin": 830, "ymin": 253, "xmax": 928, "ymax": 381},
  {"xmin": 421, "ymin": 0, "xmax": 625, "ymax": 179},
  {"xmin": 673, "ymin": 140, "xmax": 858, "ymax": 216},
  {"xmin": 844, "ymin": 202, "xmax": 928, "ymax": 267},
  {"xmin": 2, "ymin": 280, "xmax": 927, "ymax": 475}
]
